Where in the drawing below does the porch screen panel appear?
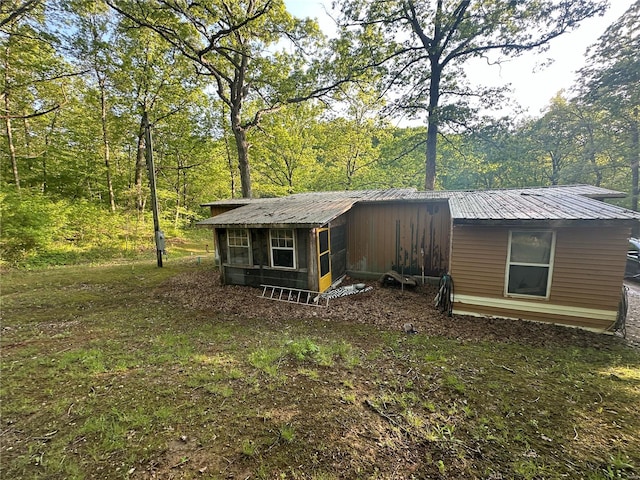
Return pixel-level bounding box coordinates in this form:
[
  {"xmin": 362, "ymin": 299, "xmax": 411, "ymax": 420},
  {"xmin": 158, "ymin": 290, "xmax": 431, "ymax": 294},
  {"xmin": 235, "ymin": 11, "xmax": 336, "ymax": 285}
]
[{"xmin": 319, "ymin": 229, "xmax": 330, "ymax": 277}]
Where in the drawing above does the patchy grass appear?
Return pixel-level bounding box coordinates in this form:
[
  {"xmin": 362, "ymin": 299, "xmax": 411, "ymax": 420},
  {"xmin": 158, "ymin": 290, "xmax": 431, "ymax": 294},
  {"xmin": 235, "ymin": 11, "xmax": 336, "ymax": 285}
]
[{"xmin": 1, "ymin": 259, "xmax": 639, "ymax": 479}]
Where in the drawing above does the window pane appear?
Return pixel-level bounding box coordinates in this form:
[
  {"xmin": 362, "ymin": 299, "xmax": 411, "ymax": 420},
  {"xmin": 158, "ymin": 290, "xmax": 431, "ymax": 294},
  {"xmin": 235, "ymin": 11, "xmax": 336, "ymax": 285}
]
[
  {"xmin": 273, "ymin": 249, "xmax": 294, "ymax": 268},
  {"xmin": 508, "ymin": 265, "xmax": 549, "ymax": 296},
  {"xmin": 271, "ymin": 230, "xmax": 293, "ymax": 246},
  {"xmin": 511, "ymin": 232, "xmax": 552, "ymax": 264},
  {"xmin": 229, "ymin": 246, "xmax": 250, "ymax": 265},
  {"xmin": 228, "ymin": 229, "xmax": 248, "ymax": 247}
]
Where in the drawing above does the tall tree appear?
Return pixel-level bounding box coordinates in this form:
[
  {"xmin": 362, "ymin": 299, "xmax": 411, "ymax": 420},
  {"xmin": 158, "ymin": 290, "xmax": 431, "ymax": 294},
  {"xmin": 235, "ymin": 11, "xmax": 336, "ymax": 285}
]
[
  {"xmin": 65, "ymin": 1, "xmax": 118, "ymax": 211},
  {"xmin": 313, "ymin": 87, "xmax": 390, "ymax": 191},
  {"xmin": 107, "ymin": 0, "xmax": 326, "ymax": 198},
  {"xmin": 112, "ymin": 22, "xmax": 204, "ymax": 211},
  {"xmin": 1, "ymin": 0, "xmax": 72, "ymax": 191},
  {"xmin": 335, "ymin": 0, "xmax": 608, "ymax": 190},
  {"xmin": 578, "ymin": 1, "xmax": 640, "ymax": 212},
  {"xmin": 251, "ymin": 102, "xmax": 324, "ymax": 196},
  {"xmin": 527, "ymin": 94, "xmax": 581, "ymax": 186}
]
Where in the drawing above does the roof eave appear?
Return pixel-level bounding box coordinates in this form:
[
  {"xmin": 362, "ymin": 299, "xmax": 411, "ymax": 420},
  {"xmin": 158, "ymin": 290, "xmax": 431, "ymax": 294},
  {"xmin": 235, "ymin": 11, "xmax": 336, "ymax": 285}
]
[
  {"xmin": 453, "ymin": 218, "xmax": 640, "ymax": 227},
  {"xmin": 197, "ymin": 222, "xmax": 323, "ymax": 229}
]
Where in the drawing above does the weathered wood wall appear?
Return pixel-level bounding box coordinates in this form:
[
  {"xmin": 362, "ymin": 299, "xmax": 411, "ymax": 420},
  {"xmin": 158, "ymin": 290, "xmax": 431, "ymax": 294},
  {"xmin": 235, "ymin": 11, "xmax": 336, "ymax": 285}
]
[{"xmin": 346, "ymin": 201, "xmax": 451, "ymax": 278}]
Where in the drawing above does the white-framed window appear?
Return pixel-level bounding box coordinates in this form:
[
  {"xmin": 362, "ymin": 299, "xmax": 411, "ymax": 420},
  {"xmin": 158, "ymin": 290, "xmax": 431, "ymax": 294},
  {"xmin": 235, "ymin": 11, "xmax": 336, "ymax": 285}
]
[
  {"xmin": 227, "ymin": 229, "xmax": 250, "ymax": 265},
  {"xmin": 270, "ymin": 229, "xmax": 296, "ymax": 269},
  {"xmin": 505, "ymin": 230, "xmax": 555, "ymax": 298}
]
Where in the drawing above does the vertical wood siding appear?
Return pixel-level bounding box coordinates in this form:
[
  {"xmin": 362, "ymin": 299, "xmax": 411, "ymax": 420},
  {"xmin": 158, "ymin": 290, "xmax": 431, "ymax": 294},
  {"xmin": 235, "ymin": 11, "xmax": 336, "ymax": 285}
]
[
  {"xmin": 347, "ymin": 201, "xmax": 451, "ymax": 277},
  {"xmin": 450, "ymin": 224, "xmax": 630, "ymax": 330},
  {"xmin": 209, "ymin": 206, "xmax": 240, "ymax": 217}
]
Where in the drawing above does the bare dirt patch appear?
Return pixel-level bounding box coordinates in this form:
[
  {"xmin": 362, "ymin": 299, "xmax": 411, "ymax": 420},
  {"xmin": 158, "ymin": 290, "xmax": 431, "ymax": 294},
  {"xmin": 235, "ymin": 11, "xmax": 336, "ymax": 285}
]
[
  {"xmin": 624, "ymin": 280, "xmax": 640, "ymax": 347},
  {"xmin": 159, "ymin": 269, "xmax": 631, "ymax": 350}
]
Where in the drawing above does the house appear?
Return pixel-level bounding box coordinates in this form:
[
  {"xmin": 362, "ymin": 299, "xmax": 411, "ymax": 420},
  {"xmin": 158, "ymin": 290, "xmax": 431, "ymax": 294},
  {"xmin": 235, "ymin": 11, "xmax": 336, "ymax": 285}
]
[{"xmin": 198, "ymin": 185, "xmax": 639, "ymax": 332}]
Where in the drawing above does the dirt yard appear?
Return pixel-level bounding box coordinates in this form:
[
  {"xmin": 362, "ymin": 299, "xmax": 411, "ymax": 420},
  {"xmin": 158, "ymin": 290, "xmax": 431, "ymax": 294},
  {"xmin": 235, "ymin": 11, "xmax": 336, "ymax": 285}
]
[
  {"xmin": 625, "ymin": 280, "xmax": 640, "ymax": 347},
  {"xmin": 162, "ymin": 270, "xmax": 639, "ymax": 350}
]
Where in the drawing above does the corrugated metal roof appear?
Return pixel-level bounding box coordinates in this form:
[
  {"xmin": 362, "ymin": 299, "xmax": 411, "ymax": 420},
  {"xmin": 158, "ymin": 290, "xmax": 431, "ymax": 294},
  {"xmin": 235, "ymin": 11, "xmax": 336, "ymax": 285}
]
[
  {"xmin": 197, "ymin": 185, "xmax": 639, "ymax": 228},
  {"xmin": 450, "ymin": 190, "xmax": 640, "ymax": 223},
  {"xmin": 405, "ymin": 184, "xmax": 626, "ymax": 200},
  {"xmin": 200, "ymin": 198, "xmax": 268, "ymax": 207},
  {"xmin": 197, "ymin": 189, "xmax": 417, "ymax": 228}
]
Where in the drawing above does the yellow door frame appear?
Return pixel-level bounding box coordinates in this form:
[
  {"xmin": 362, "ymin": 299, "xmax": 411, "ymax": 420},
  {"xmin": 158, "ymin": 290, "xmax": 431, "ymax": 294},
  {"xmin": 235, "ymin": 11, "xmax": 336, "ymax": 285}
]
[{"xmin": 317, "ymin": 227, "xmax": 331, "ymax": 292}]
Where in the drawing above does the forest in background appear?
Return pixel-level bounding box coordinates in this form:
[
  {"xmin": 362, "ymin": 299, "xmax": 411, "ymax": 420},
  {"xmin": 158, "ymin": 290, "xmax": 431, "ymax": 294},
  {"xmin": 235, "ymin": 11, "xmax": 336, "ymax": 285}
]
[{"xmin": 1, "ymin": 0, "xmax": 638, "ymax": 267}]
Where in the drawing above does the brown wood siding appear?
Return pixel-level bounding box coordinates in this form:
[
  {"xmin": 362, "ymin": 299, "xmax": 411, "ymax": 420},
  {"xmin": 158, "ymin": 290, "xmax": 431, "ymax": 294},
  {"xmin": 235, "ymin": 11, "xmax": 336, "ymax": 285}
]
[
  {"xmin": 449, "ymin": 226, "xmax": 507, "ymax": 297},
  {"xmin": 550, "ymin": 227, "xmax": 628, "ymax": 310},
  {"xmin": 209, "ymin": 205, "xmax": 240, "ymax": 217},
  {"xmin": 347, "ymin": 201, "xmax": 451, "ymax": 277},
  {"xmin": 450, "ymin": 224, "xmax": 631, "ymax": 330}
]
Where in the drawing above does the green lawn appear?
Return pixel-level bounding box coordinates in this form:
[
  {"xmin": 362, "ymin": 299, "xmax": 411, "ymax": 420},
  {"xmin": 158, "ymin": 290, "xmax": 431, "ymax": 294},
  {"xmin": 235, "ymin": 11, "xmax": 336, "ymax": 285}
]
[{"xmin": 1, "ymin": 259, "xmax": 639, "ymax": 479}]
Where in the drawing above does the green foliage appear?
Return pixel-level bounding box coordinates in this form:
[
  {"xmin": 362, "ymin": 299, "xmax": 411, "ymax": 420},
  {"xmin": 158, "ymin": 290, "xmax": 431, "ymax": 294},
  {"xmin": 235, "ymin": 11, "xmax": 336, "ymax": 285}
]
[
  {"xmin": 0, "ymin": 190, "xmax": 211, "ymax": 267},
  {"xmin": 1, "ymin": 0, "xmax": 637, "ymax": 273},
  {"xmin": 279, "ymin": 424, "xmax": 295, "ymax": 443},
  {"xmin": 286, "ymin": 337, "xmax": 321, "ymax": 360},
  {"xmin": 0, "ymin": 190, "xmax": 62, "ymax": 262}
]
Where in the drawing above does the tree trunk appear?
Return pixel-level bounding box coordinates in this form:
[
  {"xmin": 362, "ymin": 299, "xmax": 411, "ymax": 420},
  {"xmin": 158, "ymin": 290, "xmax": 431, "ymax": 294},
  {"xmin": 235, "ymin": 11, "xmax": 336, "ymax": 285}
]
[
  {"xmin": 99, "ymin": 76, "xmax": 116, "ymax": 212},
  {"xmin": 4, "ymin": 107, "xmax": 19, "ymax": 190},
  {"xmin": 3, "ymin": 44, "xmax": 19, "ymax": 190},
  {"xmin": 231, "ymin": 104, "xmax": 252, "ymax": 198},
  {"xmin": 175, "ymin": 159, "xmax": 181, "ymax": 229},
  {"xmin": 630, "ymin": 106, "xmax": 639, "ymax": 215},
  {"xmin": 221, "ymin": 108, "xmax": 236, "ymax": 198},
  {"xmin": 584, "ymin": 123, "xmax": 602, "ymax": 187},
  {"xmin": 42, "ymin": 110, "xmax": 59, "ymax": 193},
  {"xmin": 225, "ymin": 136, "xmax": 236, "ymax": 199},
  {"xmin": 134, "ymin": 115, "xmax": 146, "ymax": 210},
  {"xmin": 550, "ymin": 152, "xmax": 560, "ymax": 185},
  {"xmin": 425, "ymin": 65, "xmax": 441, "ymax": 191}
]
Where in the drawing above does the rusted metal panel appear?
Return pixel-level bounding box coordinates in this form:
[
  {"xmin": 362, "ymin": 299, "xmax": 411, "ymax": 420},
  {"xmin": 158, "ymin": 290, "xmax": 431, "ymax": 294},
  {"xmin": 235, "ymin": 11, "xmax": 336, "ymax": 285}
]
[
  {"xmin": 449, "ymin": 190, "xmax": 639, "ymax": 223},
  {"xmin": 346, "ymin": 200, "xmax": 451, "ymax": 277},
  {"xmin": 198, "ymin": 189, "xmax": 417, "ymax": 228}
]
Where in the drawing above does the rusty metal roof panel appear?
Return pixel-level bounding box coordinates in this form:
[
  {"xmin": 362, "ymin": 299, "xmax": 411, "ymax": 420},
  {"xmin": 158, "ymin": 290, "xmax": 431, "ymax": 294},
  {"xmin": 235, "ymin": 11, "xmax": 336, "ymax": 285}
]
[
  {"xmin": 198, "ymin": 185, "xmax": 638, "ymax": 228},
  {"xmin": 450, "ymin": 191, "xmax": 640, "ymax": 222},
  {"xmin": 405, "ymin": 184, "xmax": 626, "ymax": 200},
  {"xmin": 197, "ymin": 189, "xmax": 417, "ymax": 228}
]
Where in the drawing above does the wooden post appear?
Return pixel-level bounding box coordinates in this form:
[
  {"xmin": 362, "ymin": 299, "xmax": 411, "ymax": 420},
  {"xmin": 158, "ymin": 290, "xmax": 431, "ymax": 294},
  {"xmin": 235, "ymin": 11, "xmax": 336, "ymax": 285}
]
[{"xmin": 143, "ymin": 111, "xmax": 163, "ymax": 267}]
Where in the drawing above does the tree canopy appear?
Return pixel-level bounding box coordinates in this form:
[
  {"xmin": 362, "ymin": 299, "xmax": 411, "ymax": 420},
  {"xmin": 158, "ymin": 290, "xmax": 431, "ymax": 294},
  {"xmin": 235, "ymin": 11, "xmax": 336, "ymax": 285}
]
[
  {"xmin": 1, "ymin": 0, "xmax": 638, "ymax": 264},
  {"xmin": 333, "ymin": 0, "xmax": 608, "ymax": 189}
]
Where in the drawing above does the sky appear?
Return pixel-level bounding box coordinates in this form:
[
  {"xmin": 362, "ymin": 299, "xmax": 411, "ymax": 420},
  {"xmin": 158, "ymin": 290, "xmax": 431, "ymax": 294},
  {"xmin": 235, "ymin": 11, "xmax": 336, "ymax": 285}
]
[{"xmin": 284, "ymin": 0, "xmax": 633, "ymax": 120}]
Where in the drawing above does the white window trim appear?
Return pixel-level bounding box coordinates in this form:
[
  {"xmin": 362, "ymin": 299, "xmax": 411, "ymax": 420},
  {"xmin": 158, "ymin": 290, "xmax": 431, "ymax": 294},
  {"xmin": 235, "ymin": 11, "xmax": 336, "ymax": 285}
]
[
  {"xmin": 269, "ymin": 229, "xmax": 297, "ymax": 270},
  {"xmin": 504, "ymin": 230, "xmax": 556, "ymax": 300},
  {"xmin": 227, "ymin": 228, "xmax": 251, "ymax": 265}
]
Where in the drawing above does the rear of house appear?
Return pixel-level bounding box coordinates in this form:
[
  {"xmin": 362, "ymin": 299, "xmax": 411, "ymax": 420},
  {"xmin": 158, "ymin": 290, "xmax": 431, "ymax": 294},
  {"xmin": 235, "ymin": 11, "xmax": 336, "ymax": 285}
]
[
  {"xmin": 447, "ymin": 190, "xmax": 636, "ymax": 332},
  {"xmin": 199, "ymin": 185, "xmax": 638, "ymax": 333}
]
